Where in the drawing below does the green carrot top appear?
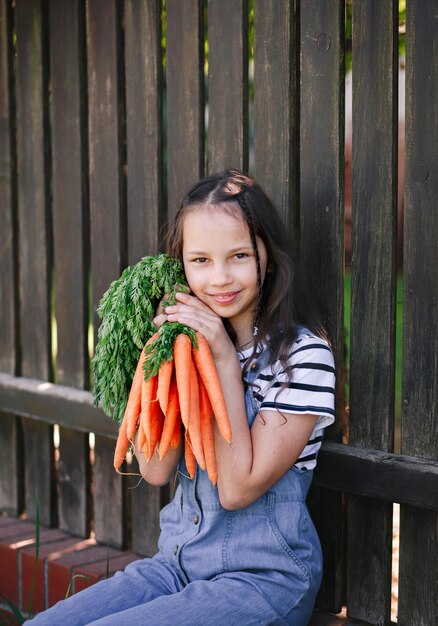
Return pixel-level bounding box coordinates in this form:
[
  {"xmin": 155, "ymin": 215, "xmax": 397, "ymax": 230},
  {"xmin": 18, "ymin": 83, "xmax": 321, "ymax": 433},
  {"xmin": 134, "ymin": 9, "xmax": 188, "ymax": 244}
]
[{"xmin": 92, "ymin": 254, "xmax": 195, "ymax": 423}]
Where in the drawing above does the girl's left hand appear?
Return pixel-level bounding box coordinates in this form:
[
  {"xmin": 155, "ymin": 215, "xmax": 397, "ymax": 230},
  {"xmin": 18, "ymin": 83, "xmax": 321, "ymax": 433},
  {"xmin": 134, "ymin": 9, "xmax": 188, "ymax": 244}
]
[{"xmin": 162, "ymin": 292, "xmax": 235, "ymax": 363}]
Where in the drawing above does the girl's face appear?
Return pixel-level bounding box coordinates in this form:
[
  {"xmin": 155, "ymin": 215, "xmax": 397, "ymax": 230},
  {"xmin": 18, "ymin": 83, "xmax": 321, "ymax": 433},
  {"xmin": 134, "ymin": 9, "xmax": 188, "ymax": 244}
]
[{"xmin": 182, "ymin": 204, "xmax": 268, "ymax": 341}]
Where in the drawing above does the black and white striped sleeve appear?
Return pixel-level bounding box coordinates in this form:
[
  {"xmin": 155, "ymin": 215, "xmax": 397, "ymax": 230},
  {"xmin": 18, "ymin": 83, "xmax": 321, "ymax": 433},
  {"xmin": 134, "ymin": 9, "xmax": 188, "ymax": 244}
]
[{"xmin": 260, "ymin": 336, "xmax": 336, "ymax": 430}]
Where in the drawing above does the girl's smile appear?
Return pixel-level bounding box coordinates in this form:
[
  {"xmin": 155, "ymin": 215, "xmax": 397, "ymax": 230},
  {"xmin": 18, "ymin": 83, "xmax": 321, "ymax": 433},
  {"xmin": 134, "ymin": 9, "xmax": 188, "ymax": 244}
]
[{"xmin": 182, "ymin": 206, "xmax": 268, "ymax": 341}]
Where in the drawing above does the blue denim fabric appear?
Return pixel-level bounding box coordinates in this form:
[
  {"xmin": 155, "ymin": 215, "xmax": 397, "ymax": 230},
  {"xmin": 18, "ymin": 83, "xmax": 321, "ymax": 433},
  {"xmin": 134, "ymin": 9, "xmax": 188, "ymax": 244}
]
[{"xmin": 27, "ymin": 332, "xmax": 322, "ymax": 625}]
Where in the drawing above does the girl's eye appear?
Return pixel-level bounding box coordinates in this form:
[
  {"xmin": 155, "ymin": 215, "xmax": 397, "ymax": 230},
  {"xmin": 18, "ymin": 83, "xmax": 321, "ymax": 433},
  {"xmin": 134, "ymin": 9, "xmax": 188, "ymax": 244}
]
[
  {"xmin": 193, "ymin": 257, "xmax": 208, "ymax": 264},
  {"xmin": 235, "ymin": 252, "xmax": 249, "ymax": 259}
]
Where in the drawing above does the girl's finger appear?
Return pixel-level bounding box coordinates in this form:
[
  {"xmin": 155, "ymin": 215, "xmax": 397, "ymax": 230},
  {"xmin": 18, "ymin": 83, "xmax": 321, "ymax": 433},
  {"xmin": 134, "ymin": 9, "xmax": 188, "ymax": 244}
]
[{"xmin": 152, "ymin": 312, "xmax": 168, "ymax": 329}]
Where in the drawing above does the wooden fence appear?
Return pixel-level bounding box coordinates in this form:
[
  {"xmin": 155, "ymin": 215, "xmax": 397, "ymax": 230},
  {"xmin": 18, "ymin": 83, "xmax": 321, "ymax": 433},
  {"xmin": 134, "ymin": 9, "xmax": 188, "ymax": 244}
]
[{"xmin": 0, "ymin": 1, "xmax": 437, "ymax": 624}]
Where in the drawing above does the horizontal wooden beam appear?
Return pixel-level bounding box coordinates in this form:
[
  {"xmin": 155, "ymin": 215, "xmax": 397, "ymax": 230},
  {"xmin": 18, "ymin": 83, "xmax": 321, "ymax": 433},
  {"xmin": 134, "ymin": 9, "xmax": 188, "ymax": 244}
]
[
  {"xmin": 0, "ymin": 372, "xmax": 118, "ymax": 439},
  {"xmin": 314, "ymin": 441, "xmax": 438, "ymax": 511},
  {"xmin": 1, "ymin": 372, "xmax": 437, "ymax": 510}
]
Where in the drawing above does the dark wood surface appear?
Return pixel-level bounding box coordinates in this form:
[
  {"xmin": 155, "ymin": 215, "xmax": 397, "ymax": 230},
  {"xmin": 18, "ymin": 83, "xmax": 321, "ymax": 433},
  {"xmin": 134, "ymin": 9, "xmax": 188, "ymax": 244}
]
[
  {"xmin": 166, "ymin": 0, "xmax": 204, "ymax": 217},
  {"xmin": 347, "ymin": 3, "xmax": 398, "ymax": 623},
  {"xmin": 398, "ymin": 2, "xmax": 438, "ymax": 624},
  {"xmin": 0, "ymin": 0, "xmax": 21, "ymax": 517},
  {"xmin": 49, "ymin": 0, "xmax": 91, "ymax": 538},
  {"xmin": 0, "ymin": 0, "xmax": 17, "ymax": 376},
  {"xmin": 300, "ymin": 1, "xmax": 345, "ymax": 613},
  {"xmin": 252, "ymin": 0, "xmax": 299, "ymax": 243},
  {"xmin": 15, "ymin": 0, "xmax": 55, "ymax": 527},
  {"xmin": 207, "ymin": 0, "xmax": 248, "ymax": 174},
  {"xmin": 125, "ymin": 0, "xmax": 163, "ymax": 261},
  {"xmin": 86, "ymin": 0, "xmax": 126, "ymax": 549}
]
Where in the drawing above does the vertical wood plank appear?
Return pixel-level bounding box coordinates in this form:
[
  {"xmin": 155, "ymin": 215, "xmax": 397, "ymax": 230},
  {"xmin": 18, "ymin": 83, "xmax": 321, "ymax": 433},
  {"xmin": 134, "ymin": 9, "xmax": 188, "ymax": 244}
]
[
  {"xmin": 93, "ymin": 434, "xmax": 125, "ymax": 548},
  {"xmin": 347, "ymin": 2, "xmax": 398, "ymax": 623},
  {"xmin": 87, "ymin": 0, "xmax": 126, "ymax": 547},
  {"xmin": 49, "ymin": 0, "xmax": 91, "ymax": 538},
  {"xmin": 252, "ymin": 0, "xmax": 298, "ymax": 241},
  {"xmin": 0, "ymin": 414, "xmax": 23, "ymax": 516},
  {"xmin": 166, "ymin": 0, "xmax": 204, "ymax": 217},
  {"xmin": 125, "ymin": 0, "xmax": 163, "ymax": 262},
  {"xmin": 300, "ymin": 0, "xmax": 345, "ymax": 612},
  {"xmin": 207, "ymin": 0, "xmax": 248, "ymax": 174},
  {"xmin": 129, "ymin": 457, "xmax": 169, "ymax": 556},
  {"xmin": 0, "ymin": 0, "xmax": 17, "ymax": 376},
  {"xmin": 15, "ymin": 0, "xmax": 55, "ymax": 526},
  {"xmin": 0, "ymin": 0, "xmax": 23, "ymax": 516},
  {"xmin": 399, "ymin": 2, "xmax": 438, "ymax": 624}
]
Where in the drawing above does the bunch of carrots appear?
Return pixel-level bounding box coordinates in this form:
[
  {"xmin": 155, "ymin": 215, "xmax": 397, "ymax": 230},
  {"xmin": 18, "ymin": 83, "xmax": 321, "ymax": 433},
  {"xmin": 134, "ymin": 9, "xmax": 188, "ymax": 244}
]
[{"xmin": 114, "ymin": 331, "xmax": 232, "ymax": 486}]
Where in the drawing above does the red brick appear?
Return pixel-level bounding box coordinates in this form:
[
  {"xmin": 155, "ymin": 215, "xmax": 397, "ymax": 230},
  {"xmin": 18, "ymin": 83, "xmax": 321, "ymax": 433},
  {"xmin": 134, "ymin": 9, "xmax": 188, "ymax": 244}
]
[
  {"xmin": 0, "ymin": 523, "xmax": 40, "ymax": 606},
  {"xmin": 101, "ymin": 552, "xmax": 141, "ymax": 578},
  {"xmin": 72, "ymin": 549, "xmax": 140, "ymax": 594},
  {"xmin": 47, "ymin": 542, "xmax": 126, "ymax": 604},
  {"xmin": 20, "ymin": 529, "xmax": 75, "ymax": 614},
  {"xmin": 45, "ymin": 537, "xmax": 98, "ymax": 607}
]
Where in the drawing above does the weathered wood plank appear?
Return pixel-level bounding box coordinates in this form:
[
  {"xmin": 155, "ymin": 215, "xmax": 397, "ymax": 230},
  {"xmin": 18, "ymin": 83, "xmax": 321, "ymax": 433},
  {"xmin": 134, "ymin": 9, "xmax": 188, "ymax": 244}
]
[
  {"xmin": 399, "ymin": 2, "xmax": 438, "ymax": 624},
  {"xmin": 0, "ymin": 414, "xmax": 23, "ymax": 516},
  {"xmin": 57, "ymin": 427, "xmax": 90, "ymax": 537},
  {"xmin": 87, "ymin": 0, "xmax": 126, "ymax": 331},
  {"xmin": 0, "ymin": 0, "xmax": 23, "ymax": 517},
  {"xmin": 300, "ymin": 1, "xmax": 345, "ymax": 612},
  {"xmin": 125, "ymin": 0, "xmax": 163, "ymax": 261},
  {"xmin": 0, "ymin": 372, "xmax": 118, "ymax": 439},
  {"xmin": 0, "ymin": 0, "xmax": 17, "ymax": 376},
  {"xmin": 166, "ymin": 0, "xmax": 204, "ymax": 218},
  {"xmin": 49, "ymin": 0, "xmax": 91, "ymax": 538},
  {"xmin": 129, "ymin": 457, "xmax": 169, "ymax": 556},
  {"xmin": 347, "ymin": 3, "xmax": 398, "ymax": 622},
  {"xmin": 87, "ymin": 0, "xmax": 126, "ymax": 548},
  {"xmin": 252, "ymin": 0, "xmax": 298, "ymax": 241},
  {"xmin": 207, "ymin": 0, "xmax": 248, "ymax": 174},
  {"xmin": 15, "ymin": 0, "xmax": 55, "ymax": 527},
  {"xmin": 314, "ymin": 442, "xmax": 438, "ymax": 512},
  {"xmin": 93, "ymin": 434, "xmax": 125, "ymax": 548}
]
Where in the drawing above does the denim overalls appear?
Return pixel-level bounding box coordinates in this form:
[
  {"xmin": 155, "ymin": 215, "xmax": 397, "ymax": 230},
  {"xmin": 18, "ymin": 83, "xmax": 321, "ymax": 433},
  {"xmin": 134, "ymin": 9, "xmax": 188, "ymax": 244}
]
[{"xmin": 28, "ymin": 342, "xmax": 322, "ymax": 626}]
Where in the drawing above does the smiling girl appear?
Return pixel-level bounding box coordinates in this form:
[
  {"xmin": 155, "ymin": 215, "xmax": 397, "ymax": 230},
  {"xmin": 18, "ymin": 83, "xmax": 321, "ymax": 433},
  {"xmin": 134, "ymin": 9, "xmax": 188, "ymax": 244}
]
[{"xmin": 29, "ymin": 170, "xmax": 336, "ymax": 626}]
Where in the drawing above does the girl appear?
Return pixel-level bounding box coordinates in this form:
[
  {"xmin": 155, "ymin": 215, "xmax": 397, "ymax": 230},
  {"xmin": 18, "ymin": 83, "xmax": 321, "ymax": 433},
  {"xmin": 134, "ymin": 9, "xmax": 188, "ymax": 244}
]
[{"xmin": 28, "ymin": 169, "xmax": 336, "ymax": 625}]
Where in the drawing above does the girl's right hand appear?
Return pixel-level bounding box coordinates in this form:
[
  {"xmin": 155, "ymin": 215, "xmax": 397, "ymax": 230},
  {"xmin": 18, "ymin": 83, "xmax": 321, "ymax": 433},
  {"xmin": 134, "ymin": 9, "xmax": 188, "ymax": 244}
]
[
  {"xmin": 162, "ymin": 292, "xmax": 237, "ymax": 364},
  {"xmin": 152, "ymin": 298, "xmax": 168, "ymax": 330}
]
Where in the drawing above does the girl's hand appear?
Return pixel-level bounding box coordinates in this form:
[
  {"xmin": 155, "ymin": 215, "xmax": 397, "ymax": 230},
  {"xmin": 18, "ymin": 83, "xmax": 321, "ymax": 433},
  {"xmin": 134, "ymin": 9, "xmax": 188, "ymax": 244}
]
[
  {"xmin": 162, "ymin": 292, "xmax": 236, "ymax": 362},
  {"xmin": 152, "ymin": 297, "xmax": 168, "ymax": 330}
]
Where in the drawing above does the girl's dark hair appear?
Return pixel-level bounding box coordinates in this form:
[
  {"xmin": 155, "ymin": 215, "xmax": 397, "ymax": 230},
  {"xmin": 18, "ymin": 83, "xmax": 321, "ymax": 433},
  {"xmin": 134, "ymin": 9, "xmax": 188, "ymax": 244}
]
[{"xmin": 165, "ymin": 169, "xmax": 331, "ymax": 381}]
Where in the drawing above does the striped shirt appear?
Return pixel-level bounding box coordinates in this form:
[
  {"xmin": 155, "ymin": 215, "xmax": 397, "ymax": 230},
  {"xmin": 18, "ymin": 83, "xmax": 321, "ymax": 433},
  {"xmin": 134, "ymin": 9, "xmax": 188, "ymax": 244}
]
[{"xmin": 239, "ymin": 330, "xmax": 336, "ymax": 470}]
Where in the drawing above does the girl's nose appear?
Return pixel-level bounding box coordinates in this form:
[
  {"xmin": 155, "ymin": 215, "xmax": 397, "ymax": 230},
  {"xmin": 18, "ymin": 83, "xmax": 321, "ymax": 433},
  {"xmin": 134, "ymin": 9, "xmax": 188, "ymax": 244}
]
[{"xmin": 210, "ymin": 263, "xmax": 233, "ymax": 286}]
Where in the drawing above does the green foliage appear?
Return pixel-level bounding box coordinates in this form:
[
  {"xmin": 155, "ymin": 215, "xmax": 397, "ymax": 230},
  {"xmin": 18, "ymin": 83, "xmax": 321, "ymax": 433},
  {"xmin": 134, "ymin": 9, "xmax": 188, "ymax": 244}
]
[{"xmin": 91, "ymin": 254, "xmax": 192, "ymax": 423}]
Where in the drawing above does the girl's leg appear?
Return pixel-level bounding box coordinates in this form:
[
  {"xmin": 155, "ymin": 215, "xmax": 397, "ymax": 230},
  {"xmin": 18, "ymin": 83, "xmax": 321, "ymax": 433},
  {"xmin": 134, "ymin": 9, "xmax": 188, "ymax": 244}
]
[
  {"xmin": 87, "ymin": 573, "xmax": 295, "ymax": 626},
  {"xmin": 24, "ymin": 555, "xmax": 184, "ymax": 626}
]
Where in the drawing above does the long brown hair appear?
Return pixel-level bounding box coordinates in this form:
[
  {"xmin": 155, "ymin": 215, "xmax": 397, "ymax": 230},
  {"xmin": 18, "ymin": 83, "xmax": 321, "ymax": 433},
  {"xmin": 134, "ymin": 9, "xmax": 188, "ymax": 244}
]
[{"xmin": 165, "ymin": 169, "xmax": 331, "ymax": 383}]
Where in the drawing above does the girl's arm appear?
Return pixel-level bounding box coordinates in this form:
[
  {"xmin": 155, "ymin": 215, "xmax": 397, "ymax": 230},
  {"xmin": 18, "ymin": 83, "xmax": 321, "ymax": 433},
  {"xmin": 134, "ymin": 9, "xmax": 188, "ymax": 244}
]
[
  {"xmin": 163, "ymin": 292, "xmax": 319, "ymax": 509},
  {"xmin": 133, "ymin": 430, "xmax": 183, "ymax": 486}
]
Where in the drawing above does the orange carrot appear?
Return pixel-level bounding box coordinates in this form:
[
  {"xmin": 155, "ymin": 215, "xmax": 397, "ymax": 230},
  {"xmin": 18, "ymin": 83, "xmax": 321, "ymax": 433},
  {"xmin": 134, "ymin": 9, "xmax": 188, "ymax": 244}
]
[
  {"xmin": 173, "ymin": 334, "xmax": 193, "ymax": 428},
  {"xmin": 141, "ymin": 373, "xmax": 158, "ymax": 457},
  {"xmin": 184, "ymin": 433, "xmax": 196, "ymax": 479},
  {"xmin": 187, "ymin": 361, "xmax": 206, "ymax": 470},
  {"xmin": 199, "ymin": 376, "xmax": 218, "ymax": 486},
  {"xmin": 170, "ymin": 416, "xmax": 182, "ymax": 449},
  {"xmin": 192, "ymin": 332, "xmax": 232, "ymax": 443},
  {"xmin": 113, "ymin": 416, "xmax": 130, "ymax": 471},
  {"xmin": 145, "ymin": 400, "xmax": 164, "ymax": 462},
  {"xmin": 136, "ymin": 420, "xmax": 146, "ymax": 453},
  {"xmin": 125, "ymin": 332, "xmax": 159, "ymax": 441},
  {"xmin": 158, "ymin": 357, "xmax": 174, "ymax": 415},
  {"xmin": 158, "ymin": 376, "xmax": 180, "ymax": 459}
]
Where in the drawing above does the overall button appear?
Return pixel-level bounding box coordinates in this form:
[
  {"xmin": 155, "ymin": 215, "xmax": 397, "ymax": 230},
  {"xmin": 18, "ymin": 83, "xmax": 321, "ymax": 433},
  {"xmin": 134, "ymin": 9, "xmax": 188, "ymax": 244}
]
[
  {"xmin": 250, "ymin": 362, "xmax": 258, "ymax": 371},
  {"xmin": 193, "ymin": 514, "xmax": 199, "ymax": 525},
  {"xmin": 173, "ymin": 545, "xmax": 179, "ymax": 555}
]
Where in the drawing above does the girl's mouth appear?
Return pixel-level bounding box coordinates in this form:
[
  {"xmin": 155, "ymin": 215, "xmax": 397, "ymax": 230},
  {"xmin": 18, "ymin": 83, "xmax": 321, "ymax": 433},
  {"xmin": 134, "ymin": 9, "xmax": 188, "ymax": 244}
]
[{"xmin": 208, "ymin": 291, "xmax": 240, "ymax": 305}]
